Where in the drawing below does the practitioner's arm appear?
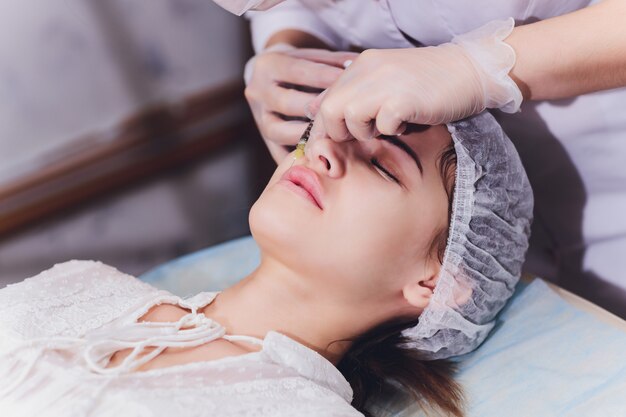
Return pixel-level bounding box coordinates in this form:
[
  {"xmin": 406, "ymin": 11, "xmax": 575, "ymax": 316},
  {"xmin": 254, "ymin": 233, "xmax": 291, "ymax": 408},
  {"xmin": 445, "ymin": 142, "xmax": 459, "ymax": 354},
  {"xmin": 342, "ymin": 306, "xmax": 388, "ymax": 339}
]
[
  {"xmin": 264, "ymin": 29, "xmax": 331, "ymax": 50},
  {"xmin": 306, "ymin": 0, "xmax": 626, "ymax": 142},
  {"xmin": 506, "ymin": 0, "xmax": 626, "ymax": 100},
  {"xmin": 245, "ymin": 0, "xmax": 347, "ymax": 53}
]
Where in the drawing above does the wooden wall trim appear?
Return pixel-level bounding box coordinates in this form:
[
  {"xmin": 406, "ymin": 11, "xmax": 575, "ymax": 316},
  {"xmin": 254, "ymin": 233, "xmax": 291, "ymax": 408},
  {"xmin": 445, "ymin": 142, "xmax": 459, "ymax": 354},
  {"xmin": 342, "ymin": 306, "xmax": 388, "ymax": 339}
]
[{"xmin": 0, "ymin": 80, "xmax": 255, "ymax": 239}]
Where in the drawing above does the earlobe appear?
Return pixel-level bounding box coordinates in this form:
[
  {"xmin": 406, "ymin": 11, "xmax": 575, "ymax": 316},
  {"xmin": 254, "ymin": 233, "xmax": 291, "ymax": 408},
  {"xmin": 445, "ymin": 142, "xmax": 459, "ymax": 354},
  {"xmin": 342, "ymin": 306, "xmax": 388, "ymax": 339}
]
[{"xmin": 402, "ymin": 273, "xmax": 438, "ymax": 310}]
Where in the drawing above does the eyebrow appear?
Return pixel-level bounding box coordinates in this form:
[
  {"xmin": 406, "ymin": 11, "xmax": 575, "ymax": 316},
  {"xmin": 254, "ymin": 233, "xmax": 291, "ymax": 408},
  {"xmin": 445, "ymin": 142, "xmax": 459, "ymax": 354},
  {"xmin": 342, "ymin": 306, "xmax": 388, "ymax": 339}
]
[{"xmin": 377, "ymin": 135, "xmax": 423, "ymax": 175}]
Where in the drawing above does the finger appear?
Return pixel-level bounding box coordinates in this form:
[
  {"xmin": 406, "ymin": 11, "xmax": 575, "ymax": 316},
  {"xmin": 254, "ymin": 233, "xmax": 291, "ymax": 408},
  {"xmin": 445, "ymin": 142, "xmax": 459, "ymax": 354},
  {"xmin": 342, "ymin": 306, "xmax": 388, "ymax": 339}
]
[
  {"xmin": 309, "ymin": 114, "xmax": 328, "ymax": 142},
  {"xmin": 263, "ymin": 114, "xmax": 310, "ymax": 146},
  {"xmin": 263, "ymin": 138, "xmax": 290, "ymax": 165},
  {"xmin": 375, "ymin": 99, "xmax": 411, "ymax": 136},
  {"xmin": 268, "ymin": 87, "xmax": 317, "ymax": 118},
  {"xmin": 273, "ymin": 56, "xmax": 344, "ymax": 89},
  {"xmin": 310, "ymin": 114, "xmax": 342, "ymax": 144},
  {"xmin": 282, "ymin": 48, "xmax": 360, "ymax": 68},
  {"xmin": 305, "ymin": 90, "xmax": 326, "ymax": 120},
  {"xmin": 318, "ymin": 91, "xmax": 352, "ymax": 141},
  {"xmin": 343, "ymin": 96, "xmax": 382, "ymax": 141},
  {"xmin": 395, "ymin": 122, "xmax": 407, "ymax": 136}
]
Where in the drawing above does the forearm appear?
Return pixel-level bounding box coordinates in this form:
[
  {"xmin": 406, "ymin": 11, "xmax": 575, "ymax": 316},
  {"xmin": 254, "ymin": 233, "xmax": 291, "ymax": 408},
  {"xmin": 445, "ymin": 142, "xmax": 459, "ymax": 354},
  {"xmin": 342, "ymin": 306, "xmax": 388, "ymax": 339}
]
[
  {"xmin": 506, "ymin": 0, "xmax": 626, "ymax": 101},
  {"xmin": 247, "ymin": 1, "xmax": 347, "ymax": 53},
  {"xmin": 265, "ymin": 29, "xmax": 333, "ymax": 50}
]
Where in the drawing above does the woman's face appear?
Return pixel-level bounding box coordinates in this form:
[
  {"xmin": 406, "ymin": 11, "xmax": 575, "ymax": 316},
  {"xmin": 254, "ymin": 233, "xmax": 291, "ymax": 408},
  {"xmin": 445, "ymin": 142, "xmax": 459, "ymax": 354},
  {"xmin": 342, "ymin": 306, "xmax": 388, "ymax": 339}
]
[{"xmin": 249, "ymin": 124, "xmax": 453, "ymax": 317}]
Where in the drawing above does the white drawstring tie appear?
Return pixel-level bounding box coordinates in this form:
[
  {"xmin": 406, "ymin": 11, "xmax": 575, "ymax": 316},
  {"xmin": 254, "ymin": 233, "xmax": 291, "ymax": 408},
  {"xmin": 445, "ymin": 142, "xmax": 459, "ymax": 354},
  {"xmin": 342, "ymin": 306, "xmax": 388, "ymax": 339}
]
[{"xmin": 1, "ymin": 298, "xmax": 264, "ymax": 397}]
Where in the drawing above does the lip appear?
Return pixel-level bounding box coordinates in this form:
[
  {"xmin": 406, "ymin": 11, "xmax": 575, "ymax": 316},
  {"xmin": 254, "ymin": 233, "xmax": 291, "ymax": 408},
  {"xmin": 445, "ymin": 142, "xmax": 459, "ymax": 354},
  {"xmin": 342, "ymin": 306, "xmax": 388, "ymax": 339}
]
[{"xmin": 279, "ymin": 165, "xmax": 324, "ymax": 210}]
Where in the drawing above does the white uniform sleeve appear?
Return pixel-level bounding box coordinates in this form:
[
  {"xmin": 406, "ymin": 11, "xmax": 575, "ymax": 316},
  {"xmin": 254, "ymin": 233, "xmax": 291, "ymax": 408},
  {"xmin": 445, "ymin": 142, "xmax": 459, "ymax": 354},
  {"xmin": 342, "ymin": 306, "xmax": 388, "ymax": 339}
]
[{"xmin": 244, "ymin": 0, "xmax": 347, "ymax": 53}]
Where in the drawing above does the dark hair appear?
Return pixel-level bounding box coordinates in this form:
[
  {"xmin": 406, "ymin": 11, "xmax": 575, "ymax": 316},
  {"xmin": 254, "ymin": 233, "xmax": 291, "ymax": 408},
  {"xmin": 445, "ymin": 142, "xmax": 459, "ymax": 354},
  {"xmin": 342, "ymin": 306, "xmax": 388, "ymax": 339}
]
[{"xmin": 331, "ymin": 144, "xmax": 463, "ymax": 417}]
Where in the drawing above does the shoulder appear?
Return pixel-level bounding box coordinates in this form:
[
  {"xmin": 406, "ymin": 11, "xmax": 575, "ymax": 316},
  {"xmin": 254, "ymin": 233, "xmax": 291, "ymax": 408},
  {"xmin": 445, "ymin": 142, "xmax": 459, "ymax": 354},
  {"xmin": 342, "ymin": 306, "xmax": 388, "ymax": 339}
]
[
  {"xmin": 0, "ymin": 260, "xmax": 157, "ymax": 306},
  {"xmin": 261, "ymin": 376, "xmax": 364, "ymax": 417},
  {"xmin": 0, "ymin": 260, "xmax": 160, "ymax": 341},
  {"xmin": 200, "ymin": 372, "xmax": 363, "ymax": 417}
]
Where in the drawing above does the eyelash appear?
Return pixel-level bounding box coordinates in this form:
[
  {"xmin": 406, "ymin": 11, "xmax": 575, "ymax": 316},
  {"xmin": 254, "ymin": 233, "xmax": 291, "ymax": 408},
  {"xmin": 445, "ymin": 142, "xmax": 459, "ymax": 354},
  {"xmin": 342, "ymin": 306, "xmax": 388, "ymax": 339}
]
[{"xmin": 371, "ymin": 158, "xmax": 400, "ymax": 184}]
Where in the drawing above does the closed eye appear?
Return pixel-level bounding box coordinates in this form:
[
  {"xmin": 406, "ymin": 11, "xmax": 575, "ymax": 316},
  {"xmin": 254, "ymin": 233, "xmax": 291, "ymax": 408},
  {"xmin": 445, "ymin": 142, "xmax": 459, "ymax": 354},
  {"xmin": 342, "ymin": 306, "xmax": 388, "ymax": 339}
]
[{"xmin": 371, "ymin": 158, "xmax": 400, "ymax": 184}]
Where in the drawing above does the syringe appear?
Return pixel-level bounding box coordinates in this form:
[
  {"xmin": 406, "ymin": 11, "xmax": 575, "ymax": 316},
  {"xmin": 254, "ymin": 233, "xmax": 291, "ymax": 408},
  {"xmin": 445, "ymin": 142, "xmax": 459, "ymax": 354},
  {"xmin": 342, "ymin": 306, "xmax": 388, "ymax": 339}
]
[{"xmin": 291, "ymin": 120, "xmax": 313, "ymax": 166}]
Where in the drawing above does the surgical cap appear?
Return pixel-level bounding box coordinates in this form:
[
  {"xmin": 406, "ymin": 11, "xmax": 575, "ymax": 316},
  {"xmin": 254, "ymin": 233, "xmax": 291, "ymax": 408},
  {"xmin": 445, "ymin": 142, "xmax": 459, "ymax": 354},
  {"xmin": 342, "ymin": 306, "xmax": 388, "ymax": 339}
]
[{"xmin": 399, "ymin": 111, "xmax": 533, "ymax": 360}]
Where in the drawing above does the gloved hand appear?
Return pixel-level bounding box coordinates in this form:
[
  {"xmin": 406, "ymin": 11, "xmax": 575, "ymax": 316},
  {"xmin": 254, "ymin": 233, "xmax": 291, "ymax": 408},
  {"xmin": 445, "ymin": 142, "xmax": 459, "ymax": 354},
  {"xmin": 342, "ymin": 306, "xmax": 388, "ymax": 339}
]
[
  {"xmin": 307, "ymin": 18, "xmax": 523, "ymax": 142},
  {"xmin": 243, "ymin": 44, "xmax": 358, "ymax": 161}
]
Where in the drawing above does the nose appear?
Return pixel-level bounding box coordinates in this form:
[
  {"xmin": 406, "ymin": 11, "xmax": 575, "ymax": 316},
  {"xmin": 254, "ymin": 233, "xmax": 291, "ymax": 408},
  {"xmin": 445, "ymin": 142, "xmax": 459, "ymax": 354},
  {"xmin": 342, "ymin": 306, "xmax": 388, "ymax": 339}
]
[{"xmin": 305, "ymin": 135, "xmax": 347, "ymax": 179}]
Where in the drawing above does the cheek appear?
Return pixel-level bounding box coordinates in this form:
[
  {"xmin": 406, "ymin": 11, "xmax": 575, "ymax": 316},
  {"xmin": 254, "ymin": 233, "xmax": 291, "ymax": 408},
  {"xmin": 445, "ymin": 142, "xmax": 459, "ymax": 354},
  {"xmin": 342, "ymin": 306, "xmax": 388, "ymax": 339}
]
[{"xmin": 323, "ymin": 188, "xmax": 427, "ymax": 282}]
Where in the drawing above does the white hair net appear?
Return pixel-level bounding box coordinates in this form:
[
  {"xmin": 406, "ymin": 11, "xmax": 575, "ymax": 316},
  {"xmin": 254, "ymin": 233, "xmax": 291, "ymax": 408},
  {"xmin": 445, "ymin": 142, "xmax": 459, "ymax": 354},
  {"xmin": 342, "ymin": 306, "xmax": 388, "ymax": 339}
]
[{"xmin": 399, "ymin": 111, "xmax": 533, "ymax": 360}]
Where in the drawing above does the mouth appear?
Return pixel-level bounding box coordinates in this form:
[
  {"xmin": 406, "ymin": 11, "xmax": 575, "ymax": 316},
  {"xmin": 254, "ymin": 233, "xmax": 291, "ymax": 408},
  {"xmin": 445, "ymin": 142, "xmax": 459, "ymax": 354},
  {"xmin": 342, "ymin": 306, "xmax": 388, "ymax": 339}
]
[{"xmin": 279, "ymin": 165, "xmax": 324, "ymax": 210}]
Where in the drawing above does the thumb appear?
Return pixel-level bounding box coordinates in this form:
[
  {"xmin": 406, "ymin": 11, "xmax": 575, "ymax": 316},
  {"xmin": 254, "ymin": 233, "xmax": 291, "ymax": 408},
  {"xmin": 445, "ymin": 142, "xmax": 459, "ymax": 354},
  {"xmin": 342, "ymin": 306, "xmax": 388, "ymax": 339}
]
[{"xmin": 305, "ymin": 90, "xmax": 327, "ymax": 120}]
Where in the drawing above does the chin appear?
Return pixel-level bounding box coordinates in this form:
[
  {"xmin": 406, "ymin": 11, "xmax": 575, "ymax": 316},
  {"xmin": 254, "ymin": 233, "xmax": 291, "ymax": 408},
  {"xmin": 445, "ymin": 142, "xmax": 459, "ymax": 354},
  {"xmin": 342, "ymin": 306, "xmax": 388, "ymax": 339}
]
[{"xmin": 248, "ymin": 195, "xmax": 307, "ymax": 266}]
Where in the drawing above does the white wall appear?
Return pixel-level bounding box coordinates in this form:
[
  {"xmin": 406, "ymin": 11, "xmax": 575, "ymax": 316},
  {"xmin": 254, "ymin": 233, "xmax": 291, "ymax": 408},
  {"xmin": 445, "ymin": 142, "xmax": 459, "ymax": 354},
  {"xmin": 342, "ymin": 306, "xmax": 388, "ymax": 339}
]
[
  {"xmin": 0, "ymin": 0, "xmax": 249, "ymax": 185},
  {"xmin": 0, "ymin": 139, "xmax": 257, "ymax": 286}
]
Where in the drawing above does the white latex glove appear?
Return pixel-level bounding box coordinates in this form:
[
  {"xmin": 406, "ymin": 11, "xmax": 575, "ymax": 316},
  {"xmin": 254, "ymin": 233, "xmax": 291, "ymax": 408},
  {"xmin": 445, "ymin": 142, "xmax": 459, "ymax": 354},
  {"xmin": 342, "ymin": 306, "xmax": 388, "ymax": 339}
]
[
  {"xmin": 307, "ymin": 18, "xmax": 523, "ymax": 142},
  {"xmin": 243, "ymin": 44, "xmax": 358, "ymax": 161}
]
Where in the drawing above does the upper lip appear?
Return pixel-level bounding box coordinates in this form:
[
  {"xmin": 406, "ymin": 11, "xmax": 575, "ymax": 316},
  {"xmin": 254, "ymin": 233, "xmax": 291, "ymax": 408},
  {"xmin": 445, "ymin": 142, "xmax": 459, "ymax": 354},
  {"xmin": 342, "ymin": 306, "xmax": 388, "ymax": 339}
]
[{"xmin": 281, "ymin": 165, "xmax": 324, "ymax": 209}]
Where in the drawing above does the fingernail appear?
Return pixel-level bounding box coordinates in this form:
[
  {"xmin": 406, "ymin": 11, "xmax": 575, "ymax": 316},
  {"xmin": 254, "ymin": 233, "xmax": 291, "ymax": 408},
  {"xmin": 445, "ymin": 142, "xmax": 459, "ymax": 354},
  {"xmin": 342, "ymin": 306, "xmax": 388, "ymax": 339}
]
[
  {"xmin": 305, "ymin": 108, "xmax": 314, "ymax": 120},
  {"xmin": 343, "ymin": 59, "xmax": 353, "ymax": 68}
]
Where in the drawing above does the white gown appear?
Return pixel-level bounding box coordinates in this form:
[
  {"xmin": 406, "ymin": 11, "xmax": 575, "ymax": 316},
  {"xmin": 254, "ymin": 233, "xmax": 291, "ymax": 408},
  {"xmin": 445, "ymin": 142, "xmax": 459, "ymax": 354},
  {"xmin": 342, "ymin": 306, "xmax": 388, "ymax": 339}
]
[
  {"xmin": 246, "ymin": 0, "xmax": 626, "ymax": 318},
  {"xmin": 0, "ymin": 260, "xmax": 361, "ymax": 417}
]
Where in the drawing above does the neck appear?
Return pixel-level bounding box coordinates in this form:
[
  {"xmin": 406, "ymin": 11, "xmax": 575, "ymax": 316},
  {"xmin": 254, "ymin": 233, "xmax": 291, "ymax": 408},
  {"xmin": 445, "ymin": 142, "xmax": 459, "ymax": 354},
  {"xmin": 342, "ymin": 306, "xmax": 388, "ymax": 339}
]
[{"xmin": 200, "ymin": 256, "xmax": 383, "ymax": 366}]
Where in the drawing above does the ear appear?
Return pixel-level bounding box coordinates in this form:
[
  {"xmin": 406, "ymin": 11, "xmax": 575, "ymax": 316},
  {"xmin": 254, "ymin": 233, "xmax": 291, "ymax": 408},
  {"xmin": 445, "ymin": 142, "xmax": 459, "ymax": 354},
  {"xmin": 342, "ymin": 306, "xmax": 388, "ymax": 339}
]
[{"xmin": 402, "ymin": 267, "xmax": 440, "ymax": 310}]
